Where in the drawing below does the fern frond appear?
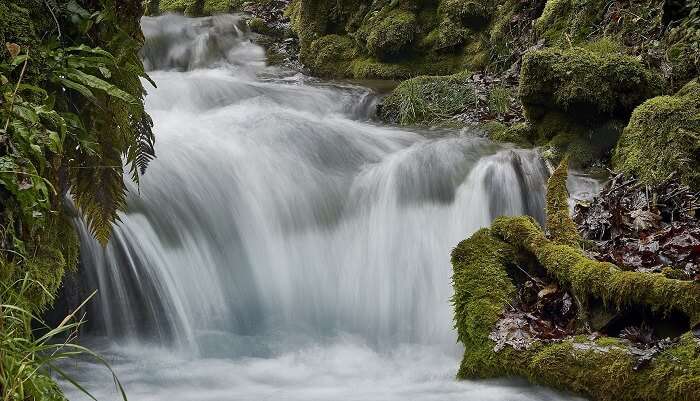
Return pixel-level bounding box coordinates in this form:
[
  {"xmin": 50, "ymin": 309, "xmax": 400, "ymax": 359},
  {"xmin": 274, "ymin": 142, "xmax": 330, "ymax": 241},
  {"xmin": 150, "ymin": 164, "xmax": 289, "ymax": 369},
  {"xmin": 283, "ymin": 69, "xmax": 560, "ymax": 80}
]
[
  {"xmin": 127, "ymin": 114, "xmax": 156, "ymax": 184},
  {"xmin": 70, "ymin": 159, "xmax": 126, "ymax": 246}
]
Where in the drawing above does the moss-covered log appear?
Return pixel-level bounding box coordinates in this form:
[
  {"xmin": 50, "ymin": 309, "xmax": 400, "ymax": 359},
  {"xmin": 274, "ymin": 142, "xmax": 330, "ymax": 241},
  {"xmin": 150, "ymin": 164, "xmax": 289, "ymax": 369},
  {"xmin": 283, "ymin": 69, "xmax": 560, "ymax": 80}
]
[
  {"xmin": 452, "ymin": 159, "xmax": 700, "ymax": 400},
  {"xmin": 492, "ymin": 215, "xmax": 700, "ymax": 325},
  {"xmin": 453, "ymin": 218, "xmax": 700, "ymax": 401},
  {"xmin": 545, "ymin": 158, "xmax": 581, "ymax": 247}
]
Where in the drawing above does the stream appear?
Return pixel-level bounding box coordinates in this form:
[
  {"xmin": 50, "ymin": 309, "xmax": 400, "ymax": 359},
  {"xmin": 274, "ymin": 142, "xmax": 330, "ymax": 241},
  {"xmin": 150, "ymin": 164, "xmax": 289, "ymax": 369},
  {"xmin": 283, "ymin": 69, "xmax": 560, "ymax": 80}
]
[{"xmin": 60, "ymin": 14, "xmax": 592, "ymax": 401}]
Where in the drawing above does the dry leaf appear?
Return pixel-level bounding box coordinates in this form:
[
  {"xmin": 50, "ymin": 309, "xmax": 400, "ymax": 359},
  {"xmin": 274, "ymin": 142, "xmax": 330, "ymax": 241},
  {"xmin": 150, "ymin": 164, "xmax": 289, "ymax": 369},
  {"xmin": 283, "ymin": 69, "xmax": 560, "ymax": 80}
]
[
  {"xmin": 629, "ymin": 209, "xmax": 661, "ymax": 232},
  {"xmin": 6, "ymin": 42, "xmax": 20, "ymax": 58},
  {"xmin": 537, "ymin": 283, "xmax": 558, "ymax": 298}
]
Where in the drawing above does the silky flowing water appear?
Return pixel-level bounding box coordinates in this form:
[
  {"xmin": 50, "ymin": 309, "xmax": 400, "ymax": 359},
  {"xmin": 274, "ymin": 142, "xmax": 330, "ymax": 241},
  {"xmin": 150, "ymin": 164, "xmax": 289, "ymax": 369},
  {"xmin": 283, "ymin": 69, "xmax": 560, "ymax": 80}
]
[{"xmin": 60, "ymin": 14, "xmax": 593, "ymax": 401}]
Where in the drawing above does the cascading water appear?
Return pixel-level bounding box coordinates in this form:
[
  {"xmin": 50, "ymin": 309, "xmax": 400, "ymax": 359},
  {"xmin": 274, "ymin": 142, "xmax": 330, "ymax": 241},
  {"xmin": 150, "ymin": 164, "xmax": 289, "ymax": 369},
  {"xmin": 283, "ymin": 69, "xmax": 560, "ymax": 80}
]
[{"xmin": 61, "ymin": 14, "xmax": 591, "ymax": 401}]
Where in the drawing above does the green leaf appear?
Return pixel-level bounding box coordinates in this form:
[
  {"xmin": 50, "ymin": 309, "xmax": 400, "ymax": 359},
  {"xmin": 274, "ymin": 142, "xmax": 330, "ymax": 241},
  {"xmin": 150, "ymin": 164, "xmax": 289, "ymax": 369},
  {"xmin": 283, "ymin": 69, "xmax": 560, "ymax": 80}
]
[
  {"xmin": 65, "ymin": 44, "xmax": 114, "ymax": 59},
  {"xmin": 66, "ymin": 0, "xmax": 92, "ymax": 19},
  {"xmin": 12, "ymin": 104, "xmax": 39, "ymax": 124},
  {"xmin": 99, "ymin": 66, "xmax": 112, "ymax": 78},
  {"xmin": 10, "ymin": 54, "xmax": 29, "ymax": 67},
  {"xmin": 59, "ymin": 77, "xmax": 97, "ymax": 103},
  {"xmin": 17, "ymin": 84, "xmax": 48, "ymax": 99},
  {"xmin": 48, "ymin": 131, "xmax": 62, "ymax": 154},
  {"xmin": 63, "ymin": 69, "xmax": 138, "ymax": 105}
]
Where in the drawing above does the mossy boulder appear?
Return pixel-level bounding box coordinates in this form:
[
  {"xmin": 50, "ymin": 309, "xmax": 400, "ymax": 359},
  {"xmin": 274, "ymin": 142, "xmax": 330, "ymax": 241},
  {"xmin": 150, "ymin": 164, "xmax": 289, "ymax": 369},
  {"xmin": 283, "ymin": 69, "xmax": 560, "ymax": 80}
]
[
  {"xmin": 248, "ymin": 17, "xmax": 273, "ymax": 35},
  {"xmin": 359, "ymin": 9, "xmax": 417, "ymax": 60},
  {"xmin": 518, "ymin": 47, "xmax": 661, "ymax": 167},
  {"xmin": 520, "ymin": 48, "xmax": 662, "ymax": 121},
  {"xmin": 613, "ymin": 79, "xmax": 700, "ymax": 190},
  {"xmin": 287, "ymin": 0, "xmax": 533, "ymax": 79},
  {"xmin": 377, "ymin": 71, "xmax": 475, "ymax": 125},
  {"xmin": 535, "ymin": 113, "xmax": 626, "ymax": 167},
  {"xmin": 301, "ymin": 34, "xmax": 357, "ymax": 77}
]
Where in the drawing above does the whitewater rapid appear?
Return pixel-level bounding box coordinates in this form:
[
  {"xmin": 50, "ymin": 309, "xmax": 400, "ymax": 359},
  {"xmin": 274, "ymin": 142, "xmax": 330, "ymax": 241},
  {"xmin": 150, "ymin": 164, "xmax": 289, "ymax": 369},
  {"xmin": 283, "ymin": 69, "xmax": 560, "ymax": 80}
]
[{"xmin": 61, "ymin": 14, "xmax": 589, "ymax": 401}]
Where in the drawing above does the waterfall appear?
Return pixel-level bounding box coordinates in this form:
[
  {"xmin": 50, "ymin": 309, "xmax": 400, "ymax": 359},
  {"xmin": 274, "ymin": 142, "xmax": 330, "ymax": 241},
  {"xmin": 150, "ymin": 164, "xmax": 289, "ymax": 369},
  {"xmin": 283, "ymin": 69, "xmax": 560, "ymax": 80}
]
[{"xmin": 63, "ymin": 14, "xmax": 587, "ymax": 401}]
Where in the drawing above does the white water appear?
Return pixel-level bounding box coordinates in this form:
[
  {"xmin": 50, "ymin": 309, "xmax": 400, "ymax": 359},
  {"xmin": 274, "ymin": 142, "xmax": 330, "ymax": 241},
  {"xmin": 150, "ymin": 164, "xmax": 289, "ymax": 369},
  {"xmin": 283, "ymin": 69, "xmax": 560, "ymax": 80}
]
[{"xmin": 62, "ymin": 14, "xmax": 586, "ymax": 401}]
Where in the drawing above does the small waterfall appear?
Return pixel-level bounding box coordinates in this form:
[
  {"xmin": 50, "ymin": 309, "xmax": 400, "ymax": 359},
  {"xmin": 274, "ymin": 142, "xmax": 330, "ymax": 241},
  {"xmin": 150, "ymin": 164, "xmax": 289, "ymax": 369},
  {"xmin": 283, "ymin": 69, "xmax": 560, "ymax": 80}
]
[{"xmin": 64, "ymin": 14, "xmax": 589, "ymax": 401}]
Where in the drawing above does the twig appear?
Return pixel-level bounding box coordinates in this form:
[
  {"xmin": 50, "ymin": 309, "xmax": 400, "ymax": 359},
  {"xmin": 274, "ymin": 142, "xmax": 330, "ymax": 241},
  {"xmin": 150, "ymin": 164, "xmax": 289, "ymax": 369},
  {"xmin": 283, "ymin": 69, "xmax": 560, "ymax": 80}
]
[{"xmin": 44, "ymin": 0, "xmax": 62, "ymax": 42}]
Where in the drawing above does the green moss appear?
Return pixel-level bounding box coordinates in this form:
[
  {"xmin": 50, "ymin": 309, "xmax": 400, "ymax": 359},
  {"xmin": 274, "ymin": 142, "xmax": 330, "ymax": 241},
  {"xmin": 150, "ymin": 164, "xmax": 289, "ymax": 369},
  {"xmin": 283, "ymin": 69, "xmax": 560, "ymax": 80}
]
[
  {"xmin": 156, "ymin": 0, "xmax": 234, "ymax": 15},
  {"xmin": 439, "ymin": 0, "xmax": 494, "ymax": 29},
  {"xmin": 349, "ymin": 52, "xmax": 465, "ymax": 80},
  {"xmin": 581, "ymin": 36, "xmax": 625, "ymax": 55},
  {"xmin": 378, "ymin": 71, "xmax": 475, "ymax": 125},
  {"xmin": 159, "ymin": 0, "xmax": 197, "ymax": 13},
  {"xmin": 519, "ymin": 47, "xmax": 662, "ymax": 120},
  {"xmin": 545, "ymin": 157, "xmax": 581, "ymax": 247},
  {"xmin": 248, "ymin": 17, "xmax": 281, "ymax": 37},
  {"xmin": 451, "ymin": 228, "xmax": 517, "ymax": 377},
  {"xmin": 535, "ymin": 0, "xmax": 606, "ymax": 45},
  {"xmin": 360, "ymin": 9, "xmax": 417, "ymax": 60},
  {"xmin": 202, "ymin": 0, "xmax": 235, "ymax": 14},
  {"xmin": 519, "ymin": 47, "xmax": 660, "ymax": 168},
  {"xmin": 486, "ymin": 122, "xmax": 534, "ymax": 146},
  {"xmin": 301, "ymin": 34, "xmax": 357, "ymax": 77},
  {"xmin": 613, "ymin": 80, "xmax": 700, "ymax": 189},
  {"xmin": 420, "ymin": 19, "xmax": 470, "ymax": 52},
  {"xmin": 491, "ymin": 215, "xmax": 700, "ymax": 325},
  {"xmin": 0, "ymin": 3, "xmax": 38, "ymax": 50},
  {"xmin": 453, "ymin": 218, "xmax": 700, "ymax": 400},
  {"xmin": 461, "ymin": 35, "xmax": 490, "ymax": 71},
  {"xmin": 0, "ymin": 216, "xmax": 78, "ymax": 312}
]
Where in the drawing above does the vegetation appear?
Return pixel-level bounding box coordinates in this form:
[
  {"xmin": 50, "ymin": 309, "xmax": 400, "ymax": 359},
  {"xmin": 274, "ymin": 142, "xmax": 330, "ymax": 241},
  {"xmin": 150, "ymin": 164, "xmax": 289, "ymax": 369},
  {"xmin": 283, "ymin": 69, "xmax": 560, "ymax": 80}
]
[
  {"xmin": 8, "ymin": 1, "xmax": 698, "ymax": 400},
  {"xmin": 1, "ymin": 276, "xmax": 126, "ymax": 401},
  {"xmin": 452, "ymin": 174, "xmax": 700, "ymax": 401},
  {"xmin": 518, "ymin": 48, "xmax": 662, "ymax": 120},
  {"xmin": 152, "ymin": 0, "xmax": 237, "ymax": 15},
  {"xmin": 544, "ymin": 158, "xmax": 580, "ymax": 247},
  {"xmin": 613, "ymin": 78, "xmax": 700, "ymax": 190},
  {"xmin": 1, "ymin": 0, "xmax": 154, "ymax": 398},
  {"xmin": 377, "ymin": 71, "xmax": 475, "ymax": 125}
]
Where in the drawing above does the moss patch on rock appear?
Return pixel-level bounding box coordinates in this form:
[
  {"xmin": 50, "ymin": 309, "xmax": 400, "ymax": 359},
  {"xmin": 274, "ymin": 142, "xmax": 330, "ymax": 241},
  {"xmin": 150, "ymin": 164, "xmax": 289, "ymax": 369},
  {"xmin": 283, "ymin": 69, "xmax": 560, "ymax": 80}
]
[
  {"xmin": 0, "ymin": 216, "xmax": 79, "ymax": 312},
  {"xmin": 359, "ymin": 9, "xmax": 417, "ymax": 60},
  {"xmin": 613, "ymin": 79, "xmax": 700, "ymax": 190},
  {"xmin": 156, "ymin": 0, "xmax": 236, "ymax": 15},
  {"xmin": 518, "ymin": 47, "xmax": 661, "ymax": 167},
  {"xmin": 485, "ymin": 122, "xmax": 535, "ymax": 146},
  {"xmin": 300, "ymin": 34, "xmax": 357, "ymax": 76},
  {"xmin": 519, "ymin": 47, "xmax": 662, "ymax": 120},
  {"xmin": 287, "ymin": 0, "xmax": 546, "ymax": 79},
  {"xmin": 535, "ymin": 0, "xmax": 606, "ymax": 45},
  {"xmin": 438, "ymin": 0, "xmax": 494, "ymax": 29}
]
